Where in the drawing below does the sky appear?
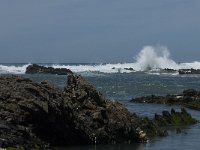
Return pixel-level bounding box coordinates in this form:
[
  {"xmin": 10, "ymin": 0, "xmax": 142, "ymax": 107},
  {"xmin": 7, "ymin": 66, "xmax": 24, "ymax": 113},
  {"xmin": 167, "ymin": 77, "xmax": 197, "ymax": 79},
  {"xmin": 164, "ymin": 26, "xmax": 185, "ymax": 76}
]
[{"xmin": 0, "ymin": 0, "xmax": 200, "ymax": 63}]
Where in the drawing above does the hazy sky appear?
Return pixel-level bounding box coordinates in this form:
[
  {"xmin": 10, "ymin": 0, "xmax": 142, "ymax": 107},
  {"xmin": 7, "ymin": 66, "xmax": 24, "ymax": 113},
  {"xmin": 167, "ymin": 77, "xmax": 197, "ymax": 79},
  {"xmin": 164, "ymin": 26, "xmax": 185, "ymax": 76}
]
[{"xmin": 0, "ymin": 0, "xmax": 199, "ymax": 63}]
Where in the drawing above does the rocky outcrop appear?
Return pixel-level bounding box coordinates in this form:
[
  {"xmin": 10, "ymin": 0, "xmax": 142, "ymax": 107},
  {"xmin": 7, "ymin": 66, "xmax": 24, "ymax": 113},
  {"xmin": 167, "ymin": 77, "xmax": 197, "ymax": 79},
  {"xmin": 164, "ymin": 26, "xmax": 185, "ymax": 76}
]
[
  {"xmin": 131, "ymin": 95, "xmax": 182, "ymax": 104},
  {"xmin": 26, "ymin": 64, "xmax": 73, "ymax": 75},
  {"xmin": 0, "ymin": 76, "xmax": 64, "ymax": 149},
  {"xmin": 62, "ymin": 74, "xmax": 144, "ymax": 144},
  {"xmin": 0, "ymin": 75, "xmax": 197, "ymax": 149},
  {"xmin": 163, "ymin": 68, "xmax": 177, "ymax": 72},
  {"xmin": 124, "ymin": 68, "xmax": 134, "ymax": 71},
  {"xmin": 154, "ymin": 108, "xmax": 197, "ymax": 126},
  {"xmin": 131, "ymin": 89, "xmax": 200, "ymax": 110},
  {"xmin": 138, "ymin": 108, "xmax": 197, "ymax": 138},
  {"xmin": 179, "ymin": 69, "xmax": 200, "ymax": 74},
  {"xmin": 0, "ymin": 75, "xmax": 146, "ymax": 149}
]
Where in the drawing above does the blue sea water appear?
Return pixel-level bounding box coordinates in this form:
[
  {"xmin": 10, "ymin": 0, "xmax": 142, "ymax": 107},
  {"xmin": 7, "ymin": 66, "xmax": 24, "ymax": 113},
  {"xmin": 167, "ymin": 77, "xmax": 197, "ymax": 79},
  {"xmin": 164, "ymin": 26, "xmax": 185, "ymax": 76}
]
[{"xmin": 0, "ymin": 63, "xmax": 200, "ymax": 150}]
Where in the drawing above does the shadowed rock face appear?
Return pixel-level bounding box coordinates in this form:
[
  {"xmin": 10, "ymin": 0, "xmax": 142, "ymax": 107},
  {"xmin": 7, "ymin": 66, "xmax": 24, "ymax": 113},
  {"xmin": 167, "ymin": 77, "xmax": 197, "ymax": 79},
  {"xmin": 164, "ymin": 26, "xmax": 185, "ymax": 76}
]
[
  {"xmin": 62, "ymin": 74, "xmax": 143, "ymax": 144},
  {"xmin": 0, "ymin": 76, "xmax": 65, "ymax": 149},
  {"xmin": 0, "ymin": 75, "xmax": 197, "ymax": 149},
  {"xmin": 26, "ymin": 64, "xmax": 73, "ymax": 75}
]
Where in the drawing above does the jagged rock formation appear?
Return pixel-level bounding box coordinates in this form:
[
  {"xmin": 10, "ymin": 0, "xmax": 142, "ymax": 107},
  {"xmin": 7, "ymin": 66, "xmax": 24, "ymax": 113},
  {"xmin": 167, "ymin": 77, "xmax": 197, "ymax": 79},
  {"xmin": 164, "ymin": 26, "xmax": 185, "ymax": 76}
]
[
  {"xmin": 25, "ymin": 64, "xmax": 73, "ymax": 75},
  {"xmin": 0, "ymin": 75, "xmax": 197, "ymax": 149},
  {"xmin": 131, "ymin": 89, "xmax": 200, "ymax": 111},
  {"xmin": 154, "ymin": 108, "xmax": 197, "ymax": 126},
  {"xmin": 0, "ymin": 75, "xmax": 145, "ymax": 149}
]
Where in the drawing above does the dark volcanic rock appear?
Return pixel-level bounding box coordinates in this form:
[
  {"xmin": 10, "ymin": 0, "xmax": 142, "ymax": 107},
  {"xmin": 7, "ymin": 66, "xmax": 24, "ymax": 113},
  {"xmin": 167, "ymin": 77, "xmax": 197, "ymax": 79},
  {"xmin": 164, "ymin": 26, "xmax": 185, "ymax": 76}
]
[
  {"xmin": 131, "ymin": 89, "xmax": 200, "ymax": 111},
  {"xmin": 162, "ymin": 68, "xmax": 177, "ymax": 73},
  {"xmin": 26, "ymin": 64, "xmax": 73, "ymax": 75},
  {"xmin": 0, "ymin": 76, "xmax": 65, "ymax": 149},
  {"xmin": 124, "ymin": 68, "xmax": 134, "ymax": 71},
  {"xmin": 0, "ymin": 75, "xmax": 197, "ymax": 149},
  {"xmin": 131, "ymin": 95, "xmax": 182, "ymax": 104},
  {"xmin": 0, "ymin": 75, "xmax": 149, "ymax": 148},
  {"xmin": 62, "ymin": 74, "xmax": 146, "ymax": 144},
  {"xmin": 163, "ymin": 68, "xmax": 177, "ymax": 72},
  {"xmin": 154, "ymin": 108, "xmax": 197, "ymax": 126}
]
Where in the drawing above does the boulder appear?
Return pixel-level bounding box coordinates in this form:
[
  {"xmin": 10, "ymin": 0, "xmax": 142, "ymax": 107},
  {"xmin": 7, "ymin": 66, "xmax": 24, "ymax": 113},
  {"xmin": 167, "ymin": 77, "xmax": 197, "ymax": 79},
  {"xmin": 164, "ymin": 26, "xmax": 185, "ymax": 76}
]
[{"xmin": 25, "ymin": 64, "xmax": 73, "ymax": 75}]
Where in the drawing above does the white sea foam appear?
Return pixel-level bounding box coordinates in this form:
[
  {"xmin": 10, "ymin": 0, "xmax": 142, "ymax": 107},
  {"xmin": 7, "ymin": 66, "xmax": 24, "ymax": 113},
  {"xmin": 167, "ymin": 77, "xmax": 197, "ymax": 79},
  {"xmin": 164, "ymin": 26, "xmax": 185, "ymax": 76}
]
[
  {"xmin": 0, "ymin": 64, "xmax": 30, "ymax": 74},
  {"xmin": 52, "ymin": 63, "xmax": 135, "ymax": 73},
  {"xmin": 0, "ymin": 46, "xmax": 200, "ymax": 74},
  {"xmin": 52, "ymin": 46, "xmax": 200, "ymax": 73}
]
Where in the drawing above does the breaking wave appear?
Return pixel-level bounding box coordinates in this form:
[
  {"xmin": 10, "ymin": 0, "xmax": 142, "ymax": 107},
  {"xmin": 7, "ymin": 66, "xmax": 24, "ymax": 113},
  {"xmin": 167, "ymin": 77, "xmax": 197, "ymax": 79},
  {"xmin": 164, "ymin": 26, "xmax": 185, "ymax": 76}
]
[
  {"xmin": 0, "ymin": 64, "xmax": 30, "ymax": 74},
  {"xmin": 1, "ymin": 46, "xmax": 200, "ymax": 74},
  {"xmin": 133, "ymin": 46, "xmax": 179, "ymax": 71}
]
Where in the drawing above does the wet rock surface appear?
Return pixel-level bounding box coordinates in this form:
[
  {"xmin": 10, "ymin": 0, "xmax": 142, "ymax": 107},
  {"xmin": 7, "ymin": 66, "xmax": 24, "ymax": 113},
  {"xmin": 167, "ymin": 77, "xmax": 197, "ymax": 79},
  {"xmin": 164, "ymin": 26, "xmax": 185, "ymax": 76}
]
[
  {"xmin": 154, "ymin": 108, "xmax": 197, "ymax": 126},
  {"xmin": 26, "ymin": 64, "xmax": 73, "ymax": 75},
  {"xmin": 131, "ymin": 89, "xmax": 200, "ymax": 110},
  {"xmin": 0, "ymin": 75, "xmax": 197, "ymax": 149}
]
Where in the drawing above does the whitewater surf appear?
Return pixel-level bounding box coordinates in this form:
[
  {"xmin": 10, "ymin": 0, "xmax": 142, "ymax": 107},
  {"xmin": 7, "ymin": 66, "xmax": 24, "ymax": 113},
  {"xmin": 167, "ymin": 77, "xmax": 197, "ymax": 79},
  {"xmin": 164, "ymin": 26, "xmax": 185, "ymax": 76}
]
[{"xmin": 1, "ymin": 46, "xmax": 200, "ymax": 74}]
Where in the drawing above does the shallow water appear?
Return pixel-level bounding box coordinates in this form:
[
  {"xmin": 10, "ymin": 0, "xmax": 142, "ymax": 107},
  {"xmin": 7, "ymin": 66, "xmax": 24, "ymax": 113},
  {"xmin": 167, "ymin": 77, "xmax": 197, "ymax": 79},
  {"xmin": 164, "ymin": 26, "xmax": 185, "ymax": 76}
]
[{"xmin": 1, "ymin": 64, "xmax": 200, "ymax": 150}]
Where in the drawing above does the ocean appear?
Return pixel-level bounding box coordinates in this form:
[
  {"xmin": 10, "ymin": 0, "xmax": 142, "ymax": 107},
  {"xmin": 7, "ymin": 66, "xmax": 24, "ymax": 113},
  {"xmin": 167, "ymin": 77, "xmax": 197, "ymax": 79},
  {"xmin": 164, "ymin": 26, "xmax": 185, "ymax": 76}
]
[
  {"xmin": 1, "ymin": 48, "xmax": 200, "ymax": 150},
  {"xmin": 0, "ymin": 61, "xmax": 200, "ymax": 150}
]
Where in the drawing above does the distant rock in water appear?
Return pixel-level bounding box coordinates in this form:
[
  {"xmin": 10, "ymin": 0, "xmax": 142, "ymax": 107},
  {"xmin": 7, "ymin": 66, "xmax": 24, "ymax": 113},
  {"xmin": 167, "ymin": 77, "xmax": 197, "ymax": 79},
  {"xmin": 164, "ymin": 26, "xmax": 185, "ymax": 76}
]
[
  {"xmin": 131, "ymin": 89, "xmax": 200, "ymax": 111},
  {"xmin": 26, "ymin": 64, "xmax": 73, "ymax": 75},
  {"xmin": 0, "ymin": 75, "xmax": 197, "ymax": 149},
  {"xmin": 179, "ymin": 68, "xmax": 200, "ymax": 75},
  {"xmin": 163, "ymin": 68, "xmax": 177, "ymax": 72},
  {"xmin": 124, "ymin": 68, "xmax": 134, "ymax": 71}
]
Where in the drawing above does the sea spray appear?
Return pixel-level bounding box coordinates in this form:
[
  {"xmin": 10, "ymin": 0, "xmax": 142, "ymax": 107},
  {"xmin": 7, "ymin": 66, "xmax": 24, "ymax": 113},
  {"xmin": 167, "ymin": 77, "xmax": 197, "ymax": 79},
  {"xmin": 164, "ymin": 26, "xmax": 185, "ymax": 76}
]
[
  {"xmin": 133, "ymin": 46, "xmax": 179, "ymax": 71},
  {"xmin": 1, "ymin": 46, "xmax": 200, "ymax": 74}
]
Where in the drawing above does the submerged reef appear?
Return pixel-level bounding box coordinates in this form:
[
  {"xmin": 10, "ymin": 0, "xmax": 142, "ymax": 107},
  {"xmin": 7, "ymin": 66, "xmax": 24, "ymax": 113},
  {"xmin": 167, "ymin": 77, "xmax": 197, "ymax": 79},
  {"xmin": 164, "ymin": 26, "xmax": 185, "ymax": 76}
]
[{"xmin": 0, "ymin": 74, "xmax": 197, "ymax": 149}]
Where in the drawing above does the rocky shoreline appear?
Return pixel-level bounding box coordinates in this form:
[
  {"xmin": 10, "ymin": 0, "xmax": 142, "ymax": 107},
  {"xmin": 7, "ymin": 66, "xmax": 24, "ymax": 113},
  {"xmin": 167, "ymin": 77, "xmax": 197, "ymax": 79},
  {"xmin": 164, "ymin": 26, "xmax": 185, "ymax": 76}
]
[
  {"xmin": 0, "ymin": 74, "xmax": 198, "ymax": 149},
  {"xmin": 131, "ymin": 89, "xmax": 200, "ymax": 111},
  {"xmin": 25, "ymin": 64, "xmax": 200, "ymax": 75},
  {"xmin": 161, "ymin": 68, "xmax": 200, "ymax": 75},
  {"xmin": 111, "ymin": 67, "xmax": 200, "ymax": 74}
]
